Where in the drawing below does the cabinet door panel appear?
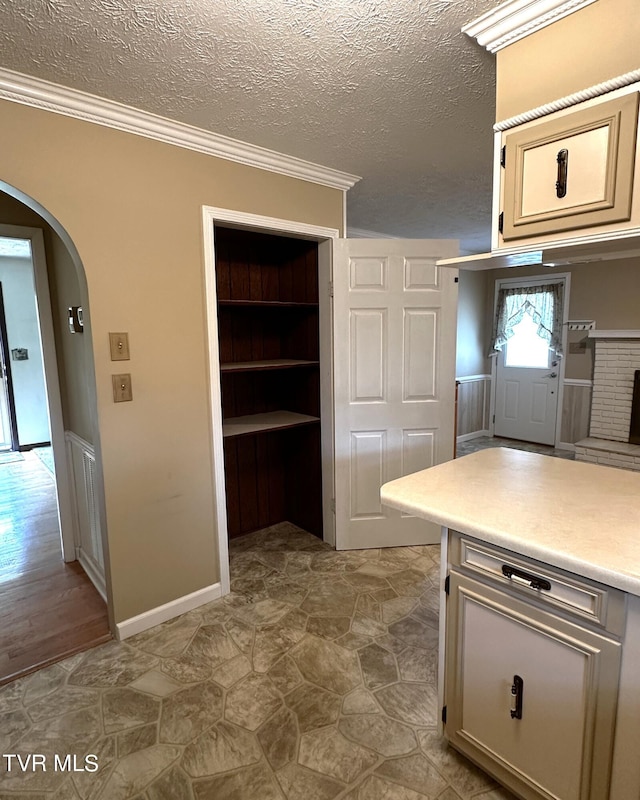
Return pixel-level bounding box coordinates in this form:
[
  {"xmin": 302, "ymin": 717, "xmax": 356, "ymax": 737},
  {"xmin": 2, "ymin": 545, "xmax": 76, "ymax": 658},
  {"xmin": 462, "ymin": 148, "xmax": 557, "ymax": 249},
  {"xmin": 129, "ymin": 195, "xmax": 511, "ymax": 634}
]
[
  {"xmin": 520, "ymin": 126, "xmax": 610, "ymax": 217},
  {"xmin": 445, "ymin": 573, "xmax": 620, "ymax": 800},
  {"xmin": 502, "ymin": 92, "xmax": 638, "ymax": 241}
]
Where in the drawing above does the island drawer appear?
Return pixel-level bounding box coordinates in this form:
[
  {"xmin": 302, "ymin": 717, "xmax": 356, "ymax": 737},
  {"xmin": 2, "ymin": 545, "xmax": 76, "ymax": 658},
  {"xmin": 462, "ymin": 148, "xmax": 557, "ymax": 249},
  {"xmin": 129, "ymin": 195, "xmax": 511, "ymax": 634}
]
[{"xmin": 448, "ymin": 532, "xmax": 626, "ymax": 636}]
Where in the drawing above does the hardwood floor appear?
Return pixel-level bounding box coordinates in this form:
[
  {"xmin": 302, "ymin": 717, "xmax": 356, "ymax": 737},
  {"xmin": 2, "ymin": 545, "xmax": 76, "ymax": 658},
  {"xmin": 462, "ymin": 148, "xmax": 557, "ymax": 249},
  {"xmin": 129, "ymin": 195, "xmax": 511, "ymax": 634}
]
[{"xmin": 0, "ymin": 451, "xmax": 111, "ymax": 685}]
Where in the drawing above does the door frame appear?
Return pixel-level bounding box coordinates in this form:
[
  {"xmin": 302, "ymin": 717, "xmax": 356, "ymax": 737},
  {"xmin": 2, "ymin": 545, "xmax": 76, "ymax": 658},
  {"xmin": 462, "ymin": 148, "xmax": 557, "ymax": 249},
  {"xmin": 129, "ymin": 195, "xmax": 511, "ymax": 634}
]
[
  {"xmin": 0, "ymin": 282, "xmax": 20, "ymax": 451},
  {"xmin": 201, "ymin": 206, "xmax": 339, "ymax": 595},
  {"xmin": 0, "ymin": 224, "xmax": 76, "ymax": 560},
  {"xmin": 489, "ymin": 272, "xmax": 570, "ymax": 447}
]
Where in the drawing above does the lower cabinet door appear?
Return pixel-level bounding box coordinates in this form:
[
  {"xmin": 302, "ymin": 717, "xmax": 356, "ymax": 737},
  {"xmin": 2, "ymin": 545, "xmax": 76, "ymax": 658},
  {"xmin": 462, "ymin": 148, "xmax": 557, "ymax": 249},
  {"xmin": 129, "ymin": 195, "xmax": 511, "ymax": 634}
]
[{"xmin": 444, "ymin": 572, "xmax": 621, "ymax": 800}]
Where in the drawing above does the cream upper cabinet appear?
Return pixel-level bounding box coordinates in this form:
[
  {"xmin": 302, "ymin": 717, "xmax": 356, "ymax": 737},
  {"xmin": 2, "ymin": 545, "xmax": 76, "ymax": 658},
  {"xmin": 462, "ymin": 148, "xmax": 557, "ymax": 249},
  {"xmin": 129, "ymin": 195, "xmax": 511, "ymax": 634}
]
[{"xmin": 496, "ymin": 86, "xmax": 640, "ymax": 249}]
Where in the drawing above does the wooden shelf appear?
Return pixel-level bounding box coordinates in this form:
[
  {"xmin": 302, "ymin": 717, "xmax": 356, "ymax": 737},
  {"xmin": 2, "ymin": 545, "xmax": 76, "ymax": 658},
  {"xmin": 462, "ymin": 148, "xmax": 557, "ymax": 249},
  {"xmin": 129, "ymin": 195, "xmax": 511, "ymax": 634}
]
[
  {"xmin": 220, "ymin": 359, "xmax": 319, "ymax": 373},
  {"xmin": 222, "ymin": 410, "xmax": 320, "ymax": 438},
  {"xmin": 218, "ymin": 299, "xmax": 318, "ymax": 308}
]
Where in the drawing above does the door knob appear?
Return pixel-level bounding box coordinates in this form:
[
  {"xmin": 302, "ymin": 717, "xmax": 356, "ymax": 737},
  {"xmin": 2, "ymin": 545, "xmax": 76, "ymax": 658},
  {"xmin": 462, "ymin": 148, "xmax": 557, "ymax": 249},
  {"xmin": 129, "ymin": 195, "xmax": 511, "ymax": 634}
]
[{"xmin": 547, "ymin": 372, "xmax": 557, "ymax": 378}]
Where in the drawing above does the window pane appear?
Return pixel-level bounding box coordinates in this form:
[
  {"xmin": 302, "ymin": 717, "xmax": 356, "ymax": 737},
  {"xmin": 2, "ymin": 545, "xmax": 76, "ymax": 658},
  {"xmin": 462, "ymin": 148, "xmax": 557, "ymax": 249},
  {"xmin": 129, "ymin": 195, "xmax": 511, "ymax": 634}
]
[{"xmin": 504, "ymin": 314, "xmax": 549, "ymax": 368}]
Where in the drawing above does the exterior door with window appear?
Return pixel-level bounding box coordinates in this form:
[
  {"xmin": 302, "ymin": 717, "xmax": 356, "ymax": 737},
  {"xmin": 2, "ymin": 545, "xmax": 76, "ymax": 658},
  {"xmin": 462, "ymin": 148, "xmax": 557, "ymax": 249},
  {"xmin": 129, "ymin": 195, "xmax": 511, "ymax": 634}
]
[{"xmin": 493, "ymin": 281, "xmax": 565, "ymax": 446}]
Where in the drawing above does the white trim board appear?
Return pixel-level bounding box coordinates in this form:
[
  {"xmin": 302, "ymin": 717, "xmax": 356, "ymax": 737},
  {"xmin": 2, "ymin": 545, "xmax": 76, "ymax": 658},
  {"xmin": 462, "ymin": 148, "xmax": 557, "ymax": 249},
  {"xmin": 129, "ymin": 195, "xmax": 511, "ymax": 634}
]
[
  {"xmin": 116, "ymin": 583, "xmax": 222, "ymax": 640},
  {"xmin": 0, "ymin": 67, "xmax": 360, "ymax": 192},
  {"xmin": 588, "ymin": 330, "xmax": 640, "ymax": 339},
  {"xmin": 201, "ymin": 206, "xmax": 340, "ymax": 597},
  {"xmin": 463, "ymin": 0, "xmax": 597, "ymax": 53}
]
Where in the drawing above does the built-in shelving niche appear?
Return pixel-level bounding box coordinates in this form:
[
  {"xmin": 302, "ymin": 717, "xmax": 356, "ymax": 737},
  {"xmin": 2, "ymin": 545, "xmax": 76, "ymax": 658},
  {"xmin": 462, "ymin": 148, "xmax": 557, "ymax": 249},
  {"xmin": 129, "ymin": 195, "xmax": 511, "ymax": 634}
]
[{"xmin": 215, "ymin": 226, "xmax": 323, "ymax": 540}]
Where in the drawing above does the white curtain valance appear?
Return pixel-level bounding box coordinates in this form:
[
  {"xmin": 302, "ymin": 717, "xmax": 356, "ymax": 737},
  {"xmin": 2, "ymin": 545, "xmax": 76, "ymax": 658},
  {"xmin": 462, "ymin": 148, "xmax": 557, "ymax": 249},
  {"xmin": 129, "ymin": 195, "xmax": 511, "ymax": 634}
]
[{"xmin": 490, "ymin": 283, "xmax": 564, "ymax": 357}]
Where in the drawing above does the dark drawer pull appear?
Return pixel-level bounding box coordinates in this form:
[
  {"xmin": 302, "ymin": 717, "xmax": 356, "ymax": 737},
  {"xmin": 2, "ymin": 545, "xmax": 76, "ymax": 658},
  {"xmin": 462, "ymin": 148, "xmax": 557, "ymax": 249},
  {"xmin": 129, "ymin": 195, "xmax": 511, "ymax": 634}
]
[
  {"xmin": 502, "ymin": 564, "xmax": 551, "ymax": 591},
  {"xmin": 556, "ymin": 148, "xmax": 569, "ymax": 198},
  {"xmin": 510, "ymin": 674, "xmax": 524, "ymax": 720}
]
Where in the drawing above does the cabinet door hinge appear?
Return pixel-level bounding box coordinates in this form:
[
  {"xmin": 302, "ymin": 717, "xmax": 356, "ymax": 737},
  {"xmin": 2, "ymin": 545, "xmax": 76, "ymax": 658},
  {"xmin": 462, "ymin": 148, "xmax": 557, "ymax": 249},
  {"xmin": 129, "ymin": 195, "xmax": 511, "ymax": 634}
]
[
  {"xmin": 441, "ymin": 705, "xmax": 447, "ymax": 724},
  {"xmin": 498, "ymin": 211, "xmax": 504, "ymax": 235},
  {"xmin": 444, "ymin": 575, "xmax": 450, "ymax": 596},
  {"xmin": 330, "ymin": 498, "xmax": 336, "ymax": 513},
  {"xmin": 329, "ymin": 281, "xmax": 334, "ymax": 297},
  {"xmin": 500, "ymin": 145, "xmax": 506, "ymax": 168},
  {"xmin": 493, "ymin": 414, "xmax": 496, "ymax": 424}
]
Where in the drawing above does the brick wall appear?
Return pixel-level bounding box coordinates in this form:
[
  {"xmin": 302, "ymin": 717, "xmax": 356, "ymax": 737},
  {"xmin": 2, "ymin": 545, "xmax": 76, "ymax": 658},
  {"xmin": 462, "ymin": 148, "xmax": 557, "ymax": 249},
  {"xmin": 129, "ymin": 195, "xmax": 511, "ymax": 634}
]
[{"xmin": 590, "ymin": 339, "xmax": 640, "ymax": 442}]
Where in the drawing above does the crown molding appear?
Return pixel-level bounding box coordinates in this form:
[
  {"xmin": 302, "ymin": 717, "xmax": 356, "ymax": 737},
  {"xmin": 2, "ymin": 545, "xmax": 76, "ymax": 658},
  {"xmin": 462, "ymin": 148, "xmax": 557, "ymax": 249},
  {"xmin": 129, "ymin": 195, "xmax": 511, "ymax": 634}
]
[
  {"xmin": 0, "ymin": 67, "xmax": 360, "ymax": 192},
  {"xmin": 463, "ymin": 0, "xmax": 597, "ymax": 53}
]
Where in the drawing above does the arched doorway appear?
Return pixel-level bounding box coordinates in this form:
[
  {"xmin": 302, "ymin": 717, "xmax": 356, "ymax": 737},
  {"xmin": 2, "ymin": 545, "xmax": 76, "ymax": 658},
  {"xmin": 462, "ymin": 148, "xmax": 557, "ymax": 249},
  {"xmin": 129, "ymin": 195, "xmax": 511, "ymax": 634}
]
[{"xmin": 0, "ymin": 183, "xmax": 112, "ymax": 683}]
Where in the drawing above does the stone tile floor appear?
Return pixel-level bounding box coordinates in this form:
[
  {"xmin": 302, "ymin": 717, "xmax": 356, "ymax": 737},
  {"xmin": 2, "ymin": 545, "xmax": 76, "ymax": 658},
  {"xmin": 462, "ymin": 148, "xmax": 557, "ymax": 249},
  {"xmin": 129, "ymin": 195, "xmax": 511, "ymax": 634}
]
[{"xmin": 0, "ymin": 522, "xmax": 517, "ymax": 800}]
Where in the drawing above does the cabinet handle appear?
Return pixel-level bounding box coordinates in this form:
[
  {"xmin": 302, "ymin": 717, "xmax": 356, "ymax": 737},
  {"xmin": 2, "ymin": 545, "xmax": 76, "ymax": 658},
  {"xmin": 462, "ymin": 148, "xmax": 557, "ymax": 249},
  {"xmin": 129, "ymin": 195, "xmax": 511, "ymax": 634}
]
[
  {"xmin": 510, "ymin": 674, "xmax": 524, "ymax": 720},
  {"xmin": 502, "ymin": 564, "xmax": 551, "ymax": 591},
  {"xmin": 556, "ymin": 148, "xmax": 569, "ymax": 198}
]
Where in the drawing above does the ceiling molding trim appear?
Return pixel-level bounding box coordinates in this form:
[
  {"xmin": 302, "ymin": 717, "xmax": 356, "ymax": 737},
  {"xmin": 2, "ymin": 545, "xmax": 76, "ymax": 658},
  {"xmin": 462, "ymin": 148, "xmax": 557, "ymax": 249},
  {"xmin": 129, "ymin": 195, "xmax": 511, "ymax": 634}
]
[
  {"xmin": 463, "ymin": 0, "xmax": 597, "ymax": 53},
  {"xmin": 0, "ymin": 67, "xmax": 360, "ymax": 192},
  {"xmin": 494, "ymin": 69, "xmax": 640, "ymax": 130},
  {"xmin": 347, "ymin": 227, "xmax": 401, "ymax": 239}
]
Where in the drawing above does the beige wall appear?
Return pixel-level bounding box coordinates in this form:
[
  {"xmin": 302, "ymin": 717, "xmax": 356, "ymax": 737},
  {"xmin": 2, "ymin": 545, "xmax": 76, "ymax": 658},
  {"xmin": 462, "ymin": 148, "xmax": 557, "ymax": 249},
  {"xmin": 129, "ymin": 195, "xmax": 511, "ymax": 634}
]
[
  {"xmin": 496, "ymin": 0, "xmax": 640, "ymax": 120},
  {"xmin": 0, "ymin": 99, "xmax": 343, "ymax": 623},
  {"xmin": 485, "ymin": 257, "xmax": 640, "ymax": 380},
  {"xmin": 456, "ymin": 269, "xmax": 491, "ymax": 377}
]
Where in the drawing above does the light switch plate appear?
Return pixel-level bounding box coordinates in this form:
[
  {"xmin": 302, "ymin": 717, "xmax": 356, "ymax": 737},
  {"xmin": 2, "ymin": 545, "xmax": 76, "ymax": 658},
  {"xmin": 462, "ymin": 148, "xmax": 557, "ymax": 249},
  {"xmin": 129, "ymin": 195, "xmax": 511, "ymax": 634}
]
[
  {"xmin": 112, "ymin": 374, "xmax": 133, "ymax": 402},
  {"xmin": 109, "ymin": 332, "xmax": 130, "ymax": 361}
]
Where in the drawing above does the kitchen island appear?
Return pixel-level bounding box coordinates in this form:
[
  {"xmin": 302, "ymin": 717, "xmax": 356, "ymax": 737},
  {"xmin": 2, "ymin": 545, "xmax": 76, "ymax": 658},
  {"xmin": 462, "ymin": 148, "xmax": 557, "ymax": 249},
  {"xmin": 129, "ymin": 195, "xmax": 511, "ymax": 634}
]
[{"xmin": 381, "ymin": 448, "xmax": 640, "ymax": 800}]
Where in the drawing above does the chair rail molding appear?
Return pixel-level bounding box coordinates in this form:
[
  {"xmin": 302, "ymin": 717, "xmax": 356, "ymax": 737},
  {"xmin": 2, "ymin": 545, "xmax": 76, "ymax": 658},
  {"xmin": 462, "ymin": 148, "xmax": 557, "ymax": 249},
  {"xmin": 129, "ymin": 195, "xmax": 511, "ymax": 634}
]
[
  {"xmin": 0, "ymin": 67, "xmax": 360, "ymax": 191},
  {"xmin": 463, "ymin": 0, "xmax": 598, "ymax": 53}
]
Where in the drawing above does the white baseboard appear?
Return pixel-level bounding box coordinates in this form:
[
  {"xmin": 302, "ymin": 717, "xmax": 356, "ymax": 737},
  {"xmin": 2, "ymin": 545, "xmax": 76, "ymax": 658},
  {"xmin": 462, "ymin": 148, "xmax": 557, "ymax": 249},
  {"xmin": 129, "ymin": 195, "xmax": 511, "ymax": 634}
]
[
  {"xmin": 457, "ymin": 430, "xmax": 491, "ymax": 443},
  {"xmin": 116, "ymin": 583, "xmax": 222, "ymax": 640},
  {"xmin": 556, "ymin": 442, "xmax": 577, "ymax": 452}
]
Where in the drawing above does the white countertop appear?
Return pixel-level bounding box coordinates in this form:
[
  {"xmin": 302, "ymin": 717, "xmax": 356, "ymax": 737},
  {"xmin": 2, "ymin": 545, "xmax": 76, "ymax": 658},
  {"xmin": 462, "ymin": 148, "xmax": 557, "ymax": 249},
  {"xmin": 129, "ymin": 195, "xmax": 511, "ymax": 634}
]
[{"xmin": 380, "ymin": 448, "xmax": 640, "ymax": 596}]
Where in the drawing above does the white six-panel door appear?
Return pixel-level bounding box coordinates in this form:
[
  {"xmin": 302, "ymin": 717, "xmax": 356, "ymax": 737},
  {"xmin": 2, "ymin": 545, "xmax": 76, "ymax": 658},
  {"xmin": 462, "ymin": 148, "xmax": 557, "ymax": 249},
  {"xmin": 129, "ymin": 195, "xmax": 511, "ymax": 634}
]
[{"xmin": 332, "ymin": 239, "xmax": 458, "ymax": 550}]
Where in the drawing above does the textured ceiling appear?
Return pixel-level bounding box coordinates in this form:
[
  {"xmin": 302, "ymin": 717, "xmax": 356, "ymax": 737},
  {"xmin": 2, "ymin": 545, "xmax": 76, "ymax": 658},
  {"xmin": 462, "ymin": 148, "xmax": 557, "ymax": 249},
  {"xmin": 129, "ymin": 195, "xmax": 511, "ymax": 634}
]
[{"xmin": 0, "ymin": 0, "xmax": 498, "ymax": 253}]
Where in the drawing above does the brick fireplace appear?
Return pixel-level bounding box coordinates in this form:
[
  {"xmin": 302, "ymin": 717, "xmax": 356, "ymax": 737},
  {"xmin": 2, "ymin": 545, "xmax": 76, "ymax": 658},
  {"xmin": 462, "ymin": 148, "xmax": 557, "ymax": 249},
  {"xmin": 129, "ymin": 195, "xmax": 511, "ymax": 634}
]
[{"xmin": 575, "ymin": 331, "xmax": 640, "ymax": 471}]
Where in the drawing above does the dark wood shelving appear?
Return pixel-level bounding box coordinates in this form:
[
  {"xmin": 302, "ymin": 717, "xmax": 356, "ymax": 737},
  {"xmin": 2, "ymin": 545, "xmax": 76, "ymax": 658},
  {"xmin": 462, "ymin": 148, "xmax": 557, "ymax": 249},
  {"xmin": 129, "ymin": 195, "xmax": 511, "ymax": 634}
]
[
  {"xmin": 218, "ymin": 299, "xmax": 318, "ymax": 308},
  {"xmin": 220, "ymin": 359, "xmax": 319, "ymax": 373},
  {"xmin": 215, "ymin": 225, "xmax": 323, "ymax": 540},
  {"xmin": 222, "ymin": 410, "xmax": 320, "ymax": 438}
]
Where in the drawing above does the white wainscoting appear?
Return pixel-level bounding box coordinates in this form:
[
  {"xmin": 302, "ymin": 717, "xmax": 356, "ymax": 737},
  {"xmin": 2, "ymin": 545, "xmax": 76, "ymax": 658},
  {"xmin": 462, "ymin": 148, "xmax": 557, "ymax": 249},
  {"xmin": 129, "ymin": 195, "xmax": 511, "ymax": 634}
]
[
  {"xmin": 65, "ymin": 431, "xmax": 106, "ymax": 600},
  {"xmin": 456, "ymin": 376, "xmax": 591, "ymax": 449},
  {"xmin": 456, "ymin": 375, "xmax": 491, "ymax": 441}
]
